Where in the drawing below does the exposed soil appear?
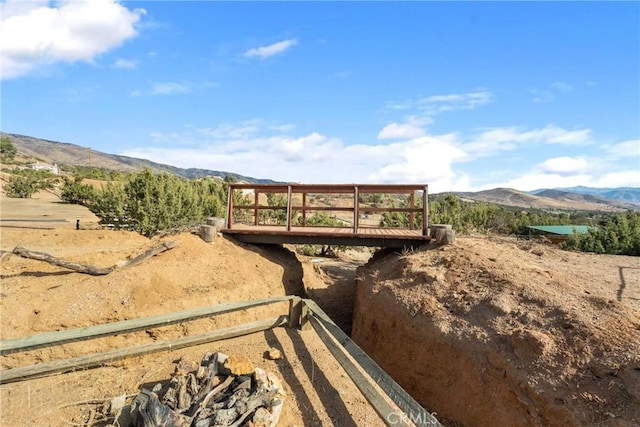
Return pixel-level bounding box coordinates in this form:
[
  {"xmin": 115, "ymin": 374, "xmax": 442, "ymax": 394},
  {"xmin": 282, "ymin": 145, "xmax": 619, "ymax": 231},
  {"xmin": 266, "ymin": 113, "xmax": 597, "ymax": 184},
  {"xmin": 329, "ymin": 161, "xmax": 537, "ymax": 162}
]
[
  {"xmin": 0, "ymin": 191, "xmax": 386, "ymax": 426},
  {"xmin": 352, "ymin": 236, "xmax": 640, "ymax": 426},
  {"xmin": 3, "ymin": 189, "xmax": 639, "ymax": 427}
]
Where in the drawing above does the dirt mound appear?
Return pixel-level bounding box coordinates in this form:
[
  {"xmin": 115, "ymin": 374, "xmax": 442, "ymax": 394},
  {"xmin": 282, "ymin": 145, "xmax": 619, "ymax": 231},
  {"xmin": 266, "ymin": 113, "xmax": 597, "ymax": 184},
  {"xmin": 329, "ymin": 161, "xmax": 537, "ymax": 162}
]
[{"xmin": 352, "ymin": 236, "xmax": 640, "ymax": 426}]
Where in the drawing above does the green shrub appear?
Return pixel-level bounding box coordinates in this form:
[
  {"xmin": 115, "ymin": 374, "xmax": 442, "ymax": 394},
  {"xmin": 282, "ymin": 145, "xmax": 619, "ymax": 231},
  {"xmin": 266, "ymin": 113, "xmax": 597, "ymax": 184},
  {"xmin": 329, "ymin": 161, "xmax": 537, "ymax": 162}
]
[
  {"xmin": 5, "ymin": 169, "xmax": 56, "ymax": 198},
  {"xmin": 85, "ymin": 169, "xmax": 226, "ymax": 236},
  {"xmin": 563, "ymin": 211, "xmax": 640, "ymax": 256}
]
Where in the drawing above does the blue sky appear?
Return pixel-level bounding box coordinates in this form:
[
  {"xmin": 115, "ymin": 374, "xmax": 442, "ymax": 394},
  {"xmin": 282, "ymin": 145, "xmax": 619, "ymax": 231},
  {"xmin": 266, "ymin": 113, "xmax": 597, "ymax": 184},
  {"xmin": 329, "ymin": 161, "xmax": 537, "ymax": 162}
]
[{"xmin": 1, "ymin": 0, "xmax": 639, "ymax": 193}]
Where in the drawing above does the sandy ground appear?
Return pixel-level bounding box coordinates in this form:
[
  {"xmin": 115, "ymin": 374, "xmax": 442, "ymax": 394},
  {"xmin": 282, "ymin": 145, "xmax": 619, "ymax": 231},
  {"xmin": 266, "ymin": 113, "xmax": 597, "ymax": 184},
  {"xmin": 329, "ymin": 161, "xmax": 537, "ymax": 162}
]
[
  {"xmin": 4, "ymin": 189, "xmax": 639, "ymax": 426},
  {"xmin": 352, "ymin": 236, "xmax": 640, "ymax": 426},
  {"xmin": 0, "ymin": 191, "xmax": 386, "ymax": 426}
]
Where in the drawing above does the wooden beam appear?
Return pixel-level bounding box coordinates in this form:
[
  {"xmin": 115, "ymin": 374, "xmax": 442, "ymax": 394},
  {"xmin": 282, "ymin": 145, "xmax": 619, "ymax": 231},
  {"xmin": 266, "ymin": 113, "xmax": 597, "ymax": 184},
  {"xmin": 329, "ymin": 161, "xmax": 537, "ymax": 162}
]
[
  {"xmin": 423, "ymin": 185, "xmax": 429, "ymax": 236},
  {"xmin": 307, "ymin": 314, "xmax": 409, "ymax": 426},
  {"xmin": 304, "ymin": 299, "xmax": 441, "ymax": 427},
  {"xmin": 1, "ymin": 296, "xmax": 294, "ymax": 355},
  {"xmin": 354, "ymin": 185, "xmax": 359, "ymax": 234},
  {"xmin": 0, "ymin": 317, "xmax": 288, "ymax": 384}
]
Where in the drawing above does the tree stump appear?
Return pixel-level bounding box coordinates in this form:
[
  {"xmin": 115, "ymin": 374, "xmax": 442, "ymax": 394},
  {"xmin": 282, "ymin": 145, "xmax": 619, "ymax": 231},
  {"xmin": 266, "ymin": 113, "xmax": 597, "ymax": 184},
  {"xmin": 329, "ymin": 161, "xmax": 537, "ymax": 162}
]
[
  {"xmin": 206, "ymin": 217, "xmax": 226, "ymax": 231},
  {"xmin": 199, "ymin": 225, "xmax": 216, "ymax": 243},
  {"xmin": 430, "ymin": 224, "xmax": 455, "ymax": 245}
]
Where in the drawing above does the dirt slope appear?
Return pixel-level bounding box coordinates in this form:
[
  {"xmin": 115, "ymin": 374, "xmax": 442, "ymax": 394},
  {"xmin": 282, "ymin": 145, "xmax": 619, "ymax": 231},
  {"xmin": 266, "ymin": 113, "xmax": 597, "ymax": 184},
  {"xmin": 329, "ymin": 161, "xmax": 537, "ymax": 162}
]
[{"xmin": 352, "ymin": 236, "xmax": 640, "ymax": 426}]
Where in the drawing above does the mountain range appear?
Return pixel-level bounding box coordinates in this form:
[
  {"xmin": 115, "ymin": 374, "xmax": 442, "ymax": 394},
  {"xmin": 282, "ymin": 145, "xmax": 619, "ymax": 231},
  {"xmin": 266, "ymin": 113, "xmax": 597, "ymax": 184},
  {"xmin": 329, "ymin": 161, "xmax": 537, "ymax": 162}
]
[{"xmin": 2, "ymin": 132, "xmax": 638, "ymax": 212}]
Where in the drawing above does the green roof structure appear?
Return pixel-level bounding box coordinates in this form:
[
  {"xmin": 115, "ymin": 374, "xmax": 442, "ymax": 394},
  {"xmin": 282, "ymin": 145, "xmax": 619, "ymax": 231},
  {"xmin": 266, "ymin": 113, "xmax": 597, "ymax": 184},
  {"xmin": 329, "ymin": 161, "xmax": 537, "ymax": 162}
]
[{"xmin": 527, "ymin": 225, "xmax": 593, "ymax": 235}]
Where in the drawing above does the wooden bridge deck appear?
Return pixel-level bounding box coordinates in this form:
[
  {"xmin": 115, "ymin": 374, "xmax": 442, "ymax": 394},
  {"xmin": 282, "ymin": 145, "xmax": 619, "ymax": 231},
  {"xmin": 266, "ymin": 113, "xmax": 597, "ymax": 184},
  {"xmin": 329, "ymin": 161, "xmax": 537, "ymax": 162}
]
[
  {"xmin": 222, "ymin": 224, "xmax": 431, "ymax": 248},
  {"xmin": 221, "ymin": 183, "xmax": 432, "ymax": 248}
]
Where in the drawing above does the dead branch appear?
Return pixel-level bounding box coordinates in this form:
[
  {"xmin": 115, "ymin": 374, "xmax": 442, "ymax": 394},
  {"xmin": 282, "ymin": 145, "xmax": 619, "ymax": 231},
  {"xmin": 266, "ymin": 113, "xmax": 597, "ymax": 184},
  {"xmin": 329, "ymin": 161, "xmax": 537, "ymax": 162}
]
[{"xmin": 11, "ymin": 241, "xmax": 177, "ymax": 276}]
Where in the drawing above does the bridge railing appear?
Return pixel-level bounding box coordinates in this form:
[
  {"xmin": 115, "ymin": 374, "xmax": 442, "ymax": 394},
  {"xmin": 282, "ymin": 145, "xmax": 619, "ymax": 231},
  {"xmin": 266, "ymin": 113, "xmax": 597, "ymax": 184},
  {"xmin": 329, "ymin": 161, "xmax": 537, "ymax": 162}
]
[{"xmin": 225, "ymin": 184, "xmax": 429, "ymax": 235}]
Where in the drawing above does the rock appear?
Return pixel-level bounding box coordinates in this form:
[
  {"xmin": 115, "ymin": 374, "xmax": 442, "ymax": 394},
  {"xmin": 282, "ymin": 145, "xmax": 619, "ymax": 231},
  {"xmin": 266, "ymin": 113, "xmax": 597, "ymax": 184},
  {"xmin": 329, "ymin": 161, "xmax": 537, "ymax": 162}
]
[
  {"xmin": 266, "ymin": 347, "xmax": 282, "ymax": 360},
  {"xmin": 223, "ymin": 354, "xmax": 255, "ymax": 376},
  {"xmin": 109, "ymin": 394, "xmax": 127, "ymax": 417}
]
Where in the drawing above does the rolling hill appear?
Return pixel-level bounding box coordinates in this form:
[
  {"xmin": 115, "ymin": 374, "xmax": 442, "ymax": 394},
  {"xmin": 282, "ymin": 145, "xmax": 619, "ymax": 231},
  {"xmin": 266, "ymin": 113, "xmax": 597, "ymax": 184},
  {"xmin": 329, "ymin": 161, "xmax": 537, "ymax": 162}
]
[
  {"xmin": 453, "ymin": 188, "xmax": 637, "ymax": 212},
  {"xmin": 532, "ymin": 186, "xmax": 640, "ymax": 205},
  {"xmin": 3, "ymin": 132, "xmax": 637, "ymax": 211},
  {"xmin": 1, "ymin": 132, "xmax": 277, "ymax": 183}
]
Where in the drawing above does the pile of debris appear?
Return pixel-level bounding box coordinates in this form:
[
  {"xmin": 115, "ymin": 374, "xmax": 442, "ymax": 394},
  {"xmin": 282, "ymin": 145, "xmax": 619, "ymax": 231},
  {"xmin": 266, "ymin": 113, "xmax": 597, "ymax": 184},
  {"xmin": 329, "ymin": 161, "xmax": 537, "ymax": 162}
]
[{"xmin": 112, "ymin": 351, "xmax": 284, "ymax": 427}]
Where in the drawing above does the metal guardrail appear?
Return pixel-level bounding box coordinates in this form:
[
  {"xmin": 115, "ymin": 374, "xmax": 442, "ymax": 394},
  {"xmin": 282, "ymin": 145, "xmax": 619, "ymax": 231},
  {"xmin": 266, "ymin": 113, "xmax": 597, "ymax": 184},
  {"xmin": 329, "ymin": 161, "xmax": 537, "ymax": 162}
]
[{"xmin": 0, "ymin": 296, "xmax": 441, "ymax": 426}]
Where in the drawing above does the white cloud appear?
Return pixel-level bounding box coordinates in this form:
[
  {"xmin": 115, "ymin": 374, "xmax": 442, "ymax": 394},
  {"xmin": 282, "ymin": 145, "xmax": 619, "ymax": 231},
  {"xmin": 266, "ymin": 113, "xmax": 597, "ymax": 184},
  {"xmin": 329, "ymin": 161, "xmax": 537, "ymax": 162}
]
[
  {"xmin": 539, "ymin": 157, "xmax": 589, "ymax": 176},
  {"xmin": 120, "ymin": 119, "xmax": 630, "ymax": 194},
  {"xmin": 530, "ymin": 81, "xmax": 574, "ymax": 103},
  {"xmin": 551, "ymin": 81, "xmax": 573, "ymax": 92},
  {"xmin": 0, "ymin": 0, "xmax": 145, "ymax": 79},
  {"xmin": 419, "ymin": 89, "xmax": 493, "ymax": 112},
  {"xmin": 530, "ymin": 89, "xmax": 554, "ymax": 103},
  {"xmin": 594, "ymin": 170, "xmax": 640, "ymax": 188},
  {"xmin": 378, "ymin": 116, "xmax": 432, "ymax": 140},
  {"xmin": 243, "ymin": 39, "xmax": 298, "ymax": 59},
  {"xmin": 463, "ymin": 125, "xmax": 591, "ymax": 157},
  {"xmin": 379, "ymin": 90, "xmax": 493, "ymax": 141},
  {"xmin": 113, "ymin": 58, "xmax": 137, "ymax": 69},
  {"xmin": 603, "ymin": 139, "xmax": 640, "ymax": 158},
  {"xmin": 151, "ymin": 82, "xmax": 191, "ymax": 95},
  {"xmin": 121, "ymin": 120, "xmax": 473, "ymax": 192},
  {"xmin": 369, "ymin": 136, "xmax": 467, "ymax": 187}
]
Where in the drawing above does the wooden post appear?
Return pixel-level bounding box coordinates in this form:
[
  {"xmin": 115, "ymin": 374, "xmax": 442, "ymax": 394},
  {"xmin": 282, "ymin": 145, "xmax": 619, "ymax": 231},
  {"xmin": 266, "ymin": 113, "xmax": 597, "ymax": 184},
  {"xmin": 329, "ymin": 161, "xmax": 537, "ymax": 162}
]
[
  {"xmin": 226, "ymin": 185, "xmax": 233, "ymax": 229},
  {"xmin": 409, "ymin": 191, "xmax": 415, "ymax": 230},
  {"xmin": 353, "ymin": 185, "xmax": 359, "ymax": 234},
  {"xmin": 423, "ymin": 185, "xmax": 429, "ymax": 236},
  {"xmin": 300, "ymin": 303, "xmax": 311, "ymax": 331},
  {"xmin": 288, "ymin": 297, "xmax": 302, "ymax": 329},
  {"xmin": 286, "ymin": 185, "xmax": 292, "ymax": 231},
  {"xmin": 254, "ymin": 190, "xmax": 259, "ymax": 226},
  {"xmin": 302, "ymin": 192, "xmax": 307, "ymax": 227}
]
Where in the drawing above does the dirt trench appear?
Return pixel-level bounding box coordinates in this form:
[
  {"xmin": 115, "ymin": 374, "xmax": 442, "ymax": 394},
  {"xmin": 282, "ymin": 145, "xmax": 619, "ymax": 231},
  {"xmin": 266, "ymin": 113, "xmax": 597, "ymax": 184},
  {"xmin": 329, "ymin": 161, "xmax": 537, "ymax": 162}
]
[{"xmin": 349, "ymin": 239, "xmax": 640, "ymax": 427}]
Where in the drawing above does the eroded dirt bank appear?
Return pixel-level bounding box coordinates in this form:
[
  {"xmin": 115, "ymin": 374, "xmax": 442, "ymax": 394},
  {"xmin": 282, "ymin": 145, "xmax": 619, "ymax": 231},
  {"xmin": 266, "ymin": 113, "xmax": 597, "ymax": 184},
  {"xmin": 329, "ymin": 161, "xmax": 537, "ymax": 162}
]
[
  {"xmin": 0, "ymin": 223, "xmax": 385, "ymax": 425},
  {"xmin": 352, "ymin": 237, "xmax": 640, "ymax": 426}
]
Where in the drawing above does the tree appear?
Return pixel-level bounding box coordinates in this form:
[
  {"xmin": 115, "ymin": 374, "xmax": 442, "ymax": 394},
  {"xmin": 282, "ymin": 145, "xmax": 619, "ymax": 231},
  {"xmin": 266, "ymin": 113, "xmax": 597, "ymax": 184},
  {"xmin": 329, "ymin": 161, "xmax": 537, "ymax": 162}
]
[
  {"xmin": 85, "ymin": 169, "xmax": 227, "ymax": 236},
  {"xmin": 61, "ymin": 176, "xmax": 97, "ymax": 205},
  {"xmin": 5, "ymin": 170, "xmax": 55, "ymax": 198},
  {"xmin": 0, "ymin": 136, "xmax": 17, "ymax": 162},
  {"xmin": 563, "ymin": 211, "xmax": 640, "ymax": 256}
]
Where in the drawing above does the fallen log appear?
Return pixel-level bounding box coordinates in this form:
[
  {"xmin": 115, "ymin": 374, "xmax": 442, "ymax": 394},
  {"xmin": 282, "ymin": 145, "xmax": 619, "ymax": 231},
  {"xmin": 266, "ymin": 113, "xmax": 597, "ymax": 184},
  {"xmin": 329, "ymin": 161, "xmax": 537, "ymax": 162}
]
[{"xmin": 10, "ymin": 241, "xmax": 176, "ymax": 276}]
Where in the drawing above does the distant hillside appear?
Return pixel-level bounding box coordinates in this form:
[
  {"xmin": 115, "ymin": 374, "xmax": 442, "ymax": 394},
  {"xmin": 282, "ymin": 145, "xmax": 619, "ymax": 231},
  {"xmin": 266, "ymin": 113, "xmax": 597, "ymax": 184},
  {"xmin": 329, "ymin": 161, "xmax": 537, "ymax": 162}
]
[
  {"xmin": 453, "ymin": 188, "xmax": 635, "ymax": 212},
  {"xmin": 4, "ymin": 132, "xmax": 638, "ymax": 212},
  {"xmin": 1, "ymin": 132, "xmax": 278, "ymax": 184},
  {"xmin": 532, "ymin": 186, "xmax": 640, "ymax": 206}
]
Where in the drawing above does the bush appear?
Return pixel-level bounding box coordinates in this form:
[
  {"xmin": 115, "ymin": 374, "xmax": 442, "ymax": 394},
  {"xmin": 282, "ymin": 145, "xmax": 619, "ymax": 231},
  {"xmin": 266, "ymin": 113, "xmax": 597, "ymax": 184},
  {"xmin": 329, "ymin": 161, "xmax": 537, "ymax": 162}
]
[
  {"xmin": 563, "ymin": 211, "xmax": 640, "ymax": 256},
  {"xmin": 61, "ymin": 176, "xmax": 97, "ymax": 205},
  {"xmin": 0, "ymin": 137, "xmax": 17, "ymax": 162},
  {"xmin": 5, "ymin": 169, "xmax": 56, "ymax": 198},
  {"xmin": 86, "ymin": 169, "xmax": 227, "ymax": 236}
]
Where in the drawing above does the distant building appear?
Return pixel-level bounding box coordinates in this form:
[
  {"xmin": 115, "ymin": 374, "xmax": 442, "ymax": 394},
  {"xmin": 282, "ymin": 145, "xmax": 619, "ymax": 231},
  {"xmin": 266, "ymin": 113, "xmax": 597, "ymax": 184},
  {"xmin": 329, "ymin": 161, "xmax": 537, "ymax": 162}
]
[
  {"xmin": 527, "ymin": 225, "xmax": 593, "ymax": 244},
  {"xmin": 27, "ymin": 161, "xmax": 59, "ymax": 175}
]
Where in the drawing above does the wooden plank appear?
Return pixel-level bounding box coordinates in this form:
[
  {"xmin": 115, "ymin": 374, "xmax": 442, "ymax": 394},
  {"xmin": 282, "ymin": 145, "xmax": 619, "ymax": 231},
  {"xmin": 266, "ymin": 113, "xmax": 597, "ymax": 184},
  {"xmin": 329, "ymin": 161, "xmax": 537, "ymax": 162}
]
[
  {"xmin": 1, "ymin": 296, "xmax": 294, "ymax": 355},
  {"xmin": 0, "ymin": 317, "xmax": 288, "ymax": 384},
  {"xmin": 304, "ymin": 299, "xmax": 441, "ymax": 427},
  {"xmin": 307, "ymin": 315, "xmax": 409, "ymax": 426}
]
